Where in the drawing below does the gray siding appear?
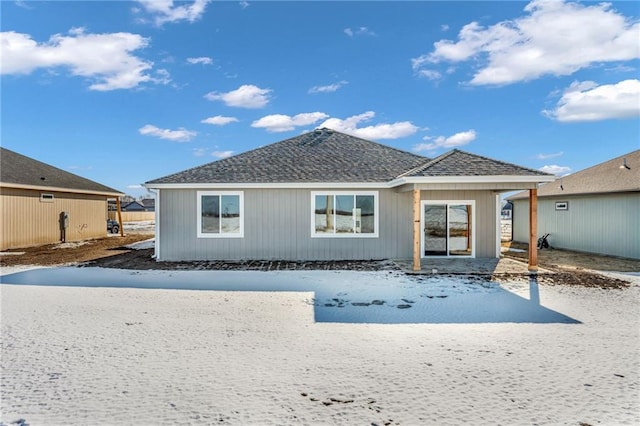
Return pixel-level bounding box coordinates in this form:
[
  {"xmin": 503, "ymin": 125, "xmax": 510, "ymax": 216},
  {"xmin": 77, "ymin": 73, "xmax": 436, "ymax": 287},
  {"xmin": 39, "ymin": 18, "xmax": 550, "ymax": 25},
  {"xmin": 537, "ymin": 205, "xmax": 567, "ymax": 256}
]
[
  {"xmin": 512, "ymin": 193, "xmax": 640, "ymax": 259},
  {"xmin": 158, "ymin": 187, "xmax": 499, "ymax": 261}
]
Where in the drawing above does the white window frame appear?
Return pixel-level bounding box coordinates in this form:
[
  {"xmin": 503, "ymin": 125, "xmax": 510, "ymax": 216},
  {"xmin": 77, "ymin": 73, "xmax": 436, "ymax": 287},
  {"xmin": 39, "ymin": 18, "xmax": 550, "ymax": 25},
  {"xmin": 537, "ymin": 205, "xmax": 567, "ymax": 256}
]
[
  {"xmin": 310, "ymin": 191, "xmax": 379, "ymax": 238},
  {"xmin": 40, "ymin": 193, "xmax": 54, "ymax": 202},
  {"xmin": 197, "ymin": 191, "xmax": 244, "ymax": 238},
  {"xmin": 421, "ymin": 200, "xmax": 476, "ymax": 258}
]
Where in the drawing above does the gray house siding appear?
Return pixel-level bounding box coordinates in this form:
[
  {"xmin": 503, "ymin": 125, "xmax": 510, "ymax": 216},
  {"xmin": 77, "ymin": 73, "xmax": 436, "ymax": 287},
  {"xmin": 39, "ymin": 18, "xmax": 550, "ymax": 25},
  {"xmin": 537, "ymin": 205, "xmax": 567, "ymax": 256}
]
[
  {"xmin": 158, "ymin": 187, "xmax": 499, "ymax": 261},
  {"xmin": 159, "ymin": 188, "xmax": 413, "ymax": 261},
  {"xmin": 512, "ymin": 193, "xmax": 640, "ymax": 259}
]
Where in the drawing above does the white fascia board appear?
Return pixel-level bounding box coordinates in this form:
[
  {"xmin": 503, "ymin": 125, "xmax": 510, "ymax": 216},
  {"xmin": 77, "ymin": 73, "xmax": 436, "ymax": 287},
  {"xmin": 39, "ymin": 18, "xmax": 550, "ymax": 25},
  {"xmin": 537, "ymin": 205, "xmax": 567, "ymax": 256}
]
[
  {"xmin": 388, "ymin": 175, "xmax": 557, "ymax": 187},
  {"xmin": 144, "ymin": 181, "xmax": 388, "ymax": 190},
  {"xmin": 144, "ymin": 175, "xmax": 556, "ymax": 190}
]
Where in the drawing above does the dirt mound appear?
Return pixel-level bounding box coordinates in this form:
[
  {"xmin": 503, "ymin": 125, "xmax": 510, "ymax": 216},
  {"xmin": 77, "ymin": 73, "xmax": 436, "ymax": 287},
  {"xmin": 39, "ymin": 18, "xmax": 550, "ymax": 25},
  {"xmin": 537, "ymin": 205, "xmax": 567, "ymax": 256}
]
[{"xmin": 0, "ymin": 234, "xmax": 154, "ymax": 268}]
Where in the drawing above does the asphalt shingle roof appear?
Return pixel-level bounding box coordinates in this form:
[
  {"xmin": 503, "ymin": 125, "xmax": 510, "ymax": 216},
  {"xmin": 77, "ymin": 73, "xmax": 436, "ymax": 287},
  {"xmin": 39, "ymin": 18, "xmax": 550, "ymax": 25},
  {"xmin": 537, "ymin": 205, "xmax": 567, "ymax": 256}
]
[
  {"xmin": 0, "ymin": 147, "xmax": 122, "ymax": 195},
  {"xmin": 146, "ymin": 129, "xmax": 554, "ymax": 185},
  {"xmin": 509, "ymin": 149, "xmax": 640, "ymax": 199},
  {"xmin": 147, "ymin": 129, "xmax": 428, "ymax": 184},
  {"xmin": 401, "ymin": 149, "xmax": 551, "ymax": 178}
]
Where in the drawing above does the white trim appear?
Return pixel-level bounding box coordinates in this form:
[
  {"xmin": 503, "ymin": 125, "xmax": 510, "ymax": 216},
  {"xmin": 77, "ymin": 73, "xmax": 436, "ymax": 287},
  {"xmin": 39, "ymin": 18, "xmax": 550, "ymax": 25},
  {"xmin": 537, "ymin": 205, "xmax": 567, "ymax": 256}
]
[
  {"xmin": 197, "ymin": 191, "xmax": 244, "ymax": 238},
  {"xmin": 420, "ymin": 200, "xmax": 476, "ymax": 258},
  {"xmin": 144, "ymin": 174, "xmax": 556, "ymax": 191},
  {"xmin": 148, "ymin": 182, "xmax": 385, "ymax": 190},
  {"xmin": 151, "ymin": 189, "xmax": 160, "ymax": 260},
  {"xmin": 495, "ymin": 194, "xmax": 501, "ymax": 258},
  {"xmin": 310, "ymin": 191, "xmax": 379, "ymax": 238}
]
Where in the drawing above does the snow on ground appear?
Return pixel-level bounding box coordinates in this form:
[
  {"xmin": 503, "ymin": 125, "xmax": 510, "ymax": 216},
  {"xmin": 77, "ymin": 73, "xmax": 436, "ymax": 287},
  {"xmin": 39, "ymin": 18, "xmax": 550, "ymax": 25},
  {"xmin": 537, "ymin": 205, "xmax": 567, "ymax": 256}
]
[
  {"xmin": 125, "ymin": 238, "xmax": 155, "ymax": 250},
  {"xmin": 1, "ymin": 268, "xmax": 638, "ymax": 425}
]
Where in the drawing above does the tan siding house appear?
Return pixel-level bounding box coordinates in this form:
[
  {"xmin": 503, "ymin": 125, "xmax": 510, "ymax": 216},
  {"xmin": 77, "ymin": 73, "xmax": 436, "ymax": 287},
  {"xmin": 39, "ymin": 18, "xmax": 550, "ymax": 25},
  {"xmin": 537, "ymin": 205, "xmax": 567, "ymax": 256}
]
[
  {"xmin": 1, "ymin": 148, "xmax": 123, "ymax": 250},
  {"xmin": 509, "ymin": 150, "xmax": 640, "ymax": 259},
  {"xmin": 146, "ymin": 129, "xmax": 555, "ymax": 270}
]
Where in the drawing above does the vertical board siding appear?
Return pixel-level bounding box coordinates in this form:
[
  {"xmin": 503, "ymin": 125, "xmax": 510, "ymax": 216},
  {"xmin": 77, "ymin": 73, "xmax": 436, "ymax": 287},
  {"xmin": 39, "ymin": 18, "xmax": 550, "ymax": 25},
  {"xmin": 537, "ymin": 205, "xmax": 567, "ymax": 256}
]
[
  {"xmin": 1, "ymin": 187, "xmax": 108, "ymax": 250},
  {"xmin": 512, "ymin": 193, "xmax": 639, "ymax": 259},
  {"xmin": 158, "ymin": 187, "xmax": 498, "ymax": 261}
]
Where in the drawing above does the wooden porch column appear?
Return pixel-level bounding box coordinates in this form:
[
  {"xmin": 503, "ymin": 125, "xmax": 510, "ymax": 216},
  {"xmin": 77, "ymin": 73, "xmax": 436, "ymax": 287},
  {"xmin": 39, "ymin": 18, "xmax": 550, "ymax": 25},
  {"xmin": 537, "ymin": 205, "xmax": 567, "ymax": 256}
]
[
  {"xmin": 116, "ymin": 197, "xmax": 124, "ymax": 237},
  {"xmin": 528, "ymin": 188, "xmax": 538, "ymax": 272},
  {"xmin": 412, "ymin": 189, "xmax": 421, "ymax": 271}
]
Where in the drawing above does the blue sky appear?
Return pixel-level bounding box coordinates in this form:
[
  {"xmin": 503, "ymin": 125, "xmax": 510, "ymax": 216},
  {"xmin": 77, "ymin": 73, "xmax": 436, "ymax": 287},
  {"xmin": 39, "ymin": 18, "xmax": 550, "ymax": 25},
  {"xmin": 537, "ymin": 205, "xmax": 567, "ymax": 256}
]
[{"xmin": 2, "ymin": 0, "xmax": 639, "ymax": 198}]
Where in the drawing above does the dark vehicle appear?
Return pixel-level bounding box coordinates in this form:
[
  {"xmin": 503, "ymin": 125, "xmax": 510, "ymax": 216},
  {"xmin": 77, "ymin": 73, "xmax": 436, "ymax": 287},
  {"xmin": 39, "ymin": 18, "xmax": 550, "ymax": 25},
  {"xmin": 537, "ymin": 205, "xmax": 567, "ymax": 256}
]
[
  {"xmin": 107, "ymin": 218, "xmax": 120, "ymax": 234},
  {"xmin": 537, "ymin": 233, "xmax": 550, "ymax": 249}
]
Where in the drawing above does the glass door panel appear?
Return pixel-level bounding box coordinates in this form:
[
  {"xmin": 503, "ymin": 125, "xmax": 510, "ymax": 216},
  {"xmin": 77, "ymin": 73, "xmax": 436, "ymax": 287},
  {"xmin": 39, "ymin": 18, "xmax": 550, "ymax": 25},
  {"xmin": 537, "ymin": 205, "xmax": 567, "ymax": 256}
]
[
  {"xmin": 448, "ymin": 204, "xmax": 472, "ymax": 256},
  {"xmin": 424, "ymin": 204, "xmax": 447, "ymax": 256}
]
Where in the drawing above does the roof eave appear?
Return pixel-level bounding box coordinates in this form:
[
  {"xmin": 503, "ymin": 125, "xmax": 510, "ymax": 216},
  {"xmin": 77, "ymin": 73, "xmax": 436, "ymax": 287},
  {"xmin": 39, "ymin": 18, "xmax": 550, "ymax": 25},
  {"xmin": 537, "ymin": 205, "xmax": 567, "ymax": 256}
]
[
  {"xmin": 389, "ymin": 175, "xmax": 557, "ymax": 187},
  {"xmin": 0, "ymin": 182, "xmax": 124, "ymax": 197},
  {"xmin": 145, "ymin": 175, "xmax": 557, "ymax": 190}
]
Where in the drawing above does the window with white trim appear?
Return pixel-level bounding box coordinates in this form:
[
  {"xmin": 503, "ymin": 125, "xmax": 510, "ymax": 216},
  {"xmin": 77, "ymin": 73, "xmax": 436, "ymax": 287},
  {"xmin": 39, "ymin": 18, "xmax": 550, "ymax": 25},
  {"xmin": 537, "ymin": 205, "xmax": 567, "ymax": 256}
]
[
  {"xmin": 197, "ymin": 191, "xmax": 244, "ymax": 238},
  {"xmin": 311, "ymin": 191, "xmax": 378, "ymax": 237}
]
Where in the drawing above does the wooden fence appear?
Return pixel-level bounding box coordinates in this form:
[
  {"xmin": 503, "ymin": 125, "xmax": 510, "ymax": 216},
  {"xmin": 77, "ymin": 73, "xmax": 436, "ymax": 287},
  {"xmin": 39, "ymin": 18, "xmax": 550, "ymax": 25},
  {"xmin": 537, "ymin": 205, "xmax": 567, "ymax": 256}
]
[{"xmin": 108, "ymin": 211, "xmax": 155, "ymax": 222}]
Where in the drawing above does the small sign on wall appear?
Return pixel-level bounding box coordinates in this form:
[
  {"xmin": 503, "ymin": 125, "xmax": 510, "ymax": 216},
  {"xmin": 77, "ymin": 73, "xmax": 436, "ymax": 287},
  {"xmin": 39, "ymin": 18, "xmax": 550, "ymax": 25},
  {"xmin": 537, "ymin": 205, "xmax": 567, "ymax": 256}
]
[{"xmin": 555, "ymin": 201, "xmax": 569, "ymax": 210}]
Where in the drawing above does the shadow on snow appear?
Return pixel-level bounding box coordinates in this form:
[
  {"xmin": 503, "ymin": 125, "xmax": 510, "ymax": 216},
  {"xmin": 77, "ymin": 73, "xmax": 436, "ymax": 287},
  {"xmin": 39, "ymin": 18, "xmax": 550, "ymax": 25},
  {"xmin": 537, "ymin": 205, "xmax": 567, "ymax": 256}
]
[{"xmin": 0, "ymin": 267, "xmax": 579, "ymax": 325}]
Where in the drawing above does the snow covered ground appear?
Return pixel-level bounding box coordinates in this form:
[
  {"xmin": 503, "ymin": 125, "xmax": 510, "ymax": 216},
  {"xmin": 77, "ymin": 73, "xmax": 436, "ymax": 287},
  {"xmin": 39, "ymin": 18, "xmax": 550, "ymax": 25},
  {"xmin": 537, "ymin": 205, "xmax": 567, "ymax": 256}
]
[{"xmin": 1, "ymin": 268, "xmax": 638, "ymax": 425}]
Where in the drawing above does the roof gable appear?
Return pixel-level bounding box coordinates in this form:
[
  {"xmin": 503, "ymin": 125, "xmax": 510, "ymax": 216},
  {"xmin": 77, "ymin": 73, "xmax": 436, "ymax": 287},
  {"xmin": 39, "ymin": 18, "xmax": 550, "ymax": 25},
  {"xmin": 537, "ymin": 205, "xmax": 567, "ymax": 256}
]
[
  {"xmin": 146, "ymin": 129, "xmax": 429, "ymax": 184},
  {"xmin": 400, "ymin": 149, "xmax": 553, "ymax": 178},
  {"xmin": 0, "ymin": 147, "xmax": 122, "ymax": 196},
  {"xmin": 509, "ymin": 149, "xmax": 640, "ymax": 200}
]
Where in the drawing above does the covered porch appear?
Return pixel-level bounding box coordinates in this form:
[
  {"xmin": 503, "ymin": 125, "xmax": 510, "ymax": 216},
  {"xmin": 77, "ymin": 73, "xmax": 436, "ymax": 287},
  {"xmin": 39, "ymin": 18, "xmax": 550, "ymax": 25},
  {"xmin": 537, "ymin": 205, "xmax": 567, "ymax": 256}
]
[{"xmin": 395, "ymin": 182, "xmax": 546, "ymax": 273}]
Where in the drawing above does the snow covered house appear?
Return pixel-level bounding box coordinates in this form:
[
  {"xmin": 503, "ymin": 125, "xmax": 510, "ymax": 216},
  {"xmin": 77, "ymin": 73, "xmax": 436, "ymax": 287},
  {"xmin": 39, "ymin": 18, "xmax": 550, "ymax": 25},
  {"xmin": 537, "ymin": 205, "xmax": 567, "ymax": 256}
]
[
  {"xmin": 509, "ymin": 150, "xmax": 640, "ymax": 260},
  {"xmin": 145, "ymin": 129, "xmax": 555, "ymax": 270},
  {"xmin": 0, "ymin": 147, "xmax": 123, "ymax": 250}
]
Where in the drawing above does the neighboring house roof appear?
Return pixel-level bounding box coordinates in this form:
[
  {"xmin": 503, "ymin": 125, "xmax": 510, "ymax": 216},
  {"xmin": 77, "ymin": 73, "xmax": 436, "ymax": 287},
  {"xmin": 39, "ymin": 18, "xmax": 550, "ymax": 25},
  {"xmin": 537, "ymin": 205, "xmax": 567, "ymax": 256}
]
[
  {"xmin": 0, "ymin": 147, "xmax": 123, "ymax": 196},
  {"xmin": 141, "ymin": 198, "xmax": 155, "ymax": 210},
  {"xmin": 146, "ymin": 129, "xmax": 554, "ymax": 187},
  {"xmin": 122, "ymin": 201, "xmax": 146, "ymax": 211},
  {"xmin": 509, "ymin": 149, "xmax": 640, "ymax": 200}
]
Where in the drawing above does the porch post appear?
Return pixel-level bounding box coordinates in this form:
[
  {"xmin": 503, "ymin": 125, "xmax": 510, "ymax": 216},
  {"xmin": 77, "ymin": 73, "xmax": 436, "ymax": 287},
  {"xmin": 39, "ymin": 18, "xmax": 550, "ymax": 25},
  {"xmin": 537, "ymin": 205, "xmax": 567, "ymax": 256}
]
[
  {"xmin": 528, "ymin": 188, "xmax": 538, "ymax": 272},
  {"xmin": 412, "ymin": 188, "xmax": 421, "ymax": 271}
]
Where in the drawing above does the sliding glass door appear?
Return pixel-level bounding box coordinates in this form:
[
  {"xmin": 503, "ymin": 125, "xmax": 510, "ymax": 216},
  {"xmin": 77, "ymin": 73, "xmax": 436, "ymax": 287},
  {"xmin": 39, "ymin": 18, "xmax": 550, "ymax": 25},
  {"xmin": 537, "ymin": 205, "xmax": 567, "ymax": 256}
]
[{"xmin": 423, "ymin": 201, "xmax": 474, "ymax": 257}]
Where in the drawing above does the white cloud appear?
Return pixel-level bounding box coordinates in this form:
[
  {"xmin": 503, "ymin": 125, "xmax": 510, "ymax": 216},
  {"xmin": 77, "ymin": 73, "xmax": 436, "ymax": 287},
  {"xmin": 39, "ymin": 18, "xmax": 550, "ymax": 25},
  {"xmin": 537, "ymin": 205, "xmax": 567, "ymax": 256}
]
[
  {"xmin": 536, "ymin": 151, "xmax": 564, "ymax": 160},
  {"xmin": 417, "ymin": 69, "xmax": 442, "ymax": 81},
  {"xmin": 319, "ymin": 112, "xmax": 418, "ymax": 140},
  {"xmin": 540, "ymin": 165, "xmax": 571, "ymax": 176},
  {"xmin": 205, "ymin": 84, "xmax": 272, "ymax": 108},
  {"xmin": 187, "ymin": 56, "xmax": 213, "ymax": 65},
  {"xmin": 136, "ymin": 0, "xmax": 210, "ymax": 26},
  {"xmin": 414, "ymin": 0, "xmax": 640, "ymax": 85},
  {"xmin": 0, "ymin": 29, "xmax": 160, "ymax": 91},
  {"xmin": 252, "ymin": 112, "xmax": 329, "ymax": 132},
  {"xmin": 201, "ymin": 115, "xmax": 239, "ymax": 126},
  {"xmin": 544, "ymin": 79, "xmax": 640, "ymax": 122},
  {"xmin": 139, "ymin": 124, "xmax": 196, "ymax": 142},
  {"xmin": 192, "ymin": 148, "xmax": 208, "ymax": 157},
  {"xmin": 344, "ymin": 27, "xmax": 376, "ymax": 37},
  {"xmin": 239, "ymin": 1, "xmax": 250, "ymax": 9},
  {"xmin": 413, "ymin": 130, "xmax": 477, "ymax": 152},
  {"xmin": 308, "ymin": 80, "xmax": 348, "ymax": 94},
  {"xmin": 212, "ymin": 150, "xmax": 234, "ymax": 159},
  {"xmin": 127, "ymin": 184, "xmax": 144, "ymax": 189}
]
